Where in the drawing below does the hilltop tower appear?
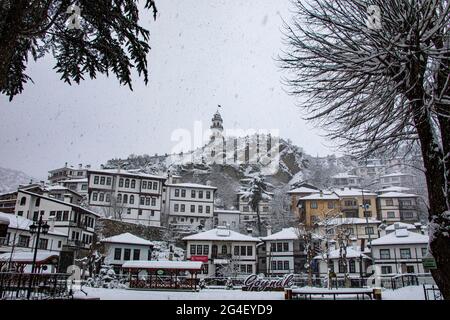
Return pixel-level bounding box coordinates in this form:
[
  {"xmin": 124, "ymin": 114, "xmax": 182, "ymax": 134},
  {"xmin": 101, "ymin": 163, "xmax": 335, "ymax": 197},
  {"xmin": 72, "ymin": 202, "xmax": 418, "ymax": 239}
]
[{"xmin": 210, "ymin": 109, "xmax": 224, "ymax": 141}]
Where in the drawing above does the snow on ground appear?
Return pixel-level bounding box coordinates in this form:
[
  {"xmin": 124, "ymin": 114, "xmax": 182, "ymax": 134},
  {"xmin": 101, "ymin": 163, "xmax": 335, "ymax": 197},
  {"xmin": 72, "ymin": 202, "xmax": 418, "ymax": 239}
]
[
  {"xmin": 75, "ymin": 286, "xmax": 427, "ymax": 300},
  {"xmin": 77, "ymin": 287, "xmax": 284, "ymax": 300}
]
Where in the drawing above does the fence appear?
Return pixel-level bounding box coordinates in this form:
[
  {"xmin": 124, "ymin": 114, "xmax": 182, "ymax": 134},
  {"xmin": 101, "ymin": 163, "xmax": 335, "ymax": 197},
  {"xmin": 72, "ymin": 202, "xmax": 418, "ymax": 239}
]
[
  {"xmin": 0, "ymin": 272, "xmax": 71, "ymax": 300},
  {"xmin": 423, "ymin": 284, "xmax": 443, "ymax": 300}
]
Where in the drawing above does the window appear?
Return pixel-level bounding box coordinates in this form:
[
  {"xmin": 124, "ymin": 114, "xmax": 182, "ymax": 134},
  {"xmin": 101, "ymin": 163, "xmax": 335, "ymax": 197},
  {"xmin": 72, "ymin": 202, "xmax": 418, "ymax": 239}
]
[
  {"xmin": 153, "ymin": 182, "xmax": 158, "ymax": 190},
  {"xmin": 310, "ymin": 201, "xmax": 318, "ymax": 209},
  {"xmin": 385, "ymin": 199, "xmax": 394, "ymax": 206},
  {"xmin": 400, "ymin": 248, "xmax": 411, "ymax": 259},
  {"xmin": 114, "ymin": 248, "xmax": 122, "ymax": 260},
  {"xmin": 106, "ymin": 193, "xmax": 110, "ymax": 202},
  {"xmin": 272, "ymin": 261, "xmax": 277, "ymax": 271},
  {"xmin": 387, "ymin": 212, "xmax": 396, "ymax": 218},
  {"xmin": 198, "ymin": 191, "xmax": 203, "ymax": 199},
  {"xmin": 140, "ymin": 197, "xmax": 145, "ymax": 205},
  {"xmin": 196, "ymin": 245, "xmax": 203, "ymax": 255},
  {"xmin": 145, "ymin": 197, "xmax": 150, "ymax": 206},
  {"xmin": 221, "ymin": 245, "xmax": 227, "ymax": 255},
  {"xmin": 202, "ymin": 264, "xmax": 209, "ymax": 275},
  {"xmin": 129, "ymin": 195, "xmax": 134, "ymax": 204},
  {"xmin": 421, "ymin": 248, "xmax": 428, "ymax": 257},
  {"xmin": 328, "ymin": 201, "xmax": 334, "ymax": 209},
  {"xmin": 262, "ymin": 206, "xmax": 269, "ymax": 212},
  {"xmin": 190, "ymin": 245, "xmax": 196, "ymax": 255},
  {"xmin": 99, "ymin": 193, "xmax": 104, "ymax": 202},
  {"xmin": 270, "ymin": 243, "xmax": 276, "ymax": 252},
  {"xmin": 131, "ymin": 180, "xmax": 136, "ymax": 188},
  {"xmin": 243, "ymin": 206, "xmax": 250, "ymax": 212},
  {"xmin": 174, "ymin": 204, "xmax": 179, "ymax": 212},
  {"xmin": 138, "ymin": 209, "xmax": 142, "ymax": 216},
  {"xmin": 151, "ymin": 198, "xmax": 156, "ymax": 206},
  {"xmin": 94, "ymin": 176, "xmax": 99, "ymax": 184},
  {"xmin": 124, "ymin": 249, "xmax": 131, "ymax": 261},
  {"xmin": 365, "ymin": 227, "xmax": 374, "ymax": 235},
  {"xmin": 247, "ymin": 265, "xmax": 253, "ymax": 274},
  {"xmin": 381, "ymin": 266, "xmax": 392, "ymax": 274},
  {"xmin": 240, "ymin": 246, "xmax": 246, "ymax": 256},
  {"xmin": 106, "ymin": 177, "xmax": 112, "ymax": 185},
  {"xmin": 247, "ymin": 246, "xmax": 253, "ymax": 256},
  {"xmin": 119, "ymin": 178, "xmax": 124, "ymax": 187},
  {"xmin": 32, "ymin": 211, "xmax": 39, "ymax": 221},
  {"xmin": 92, "ymin": 192, "xmax": 98, "ymax": 201},
  {"xmin": 18, "ymin": 235, "xmax": 30, "ymax": 247},
  {"xmin": 117, "ymin": 194, "xmax": 122, "ymax": 203},
  {"xmin": 402, "ymin": 212, "xmax": 414, "ymax": 219},
  {"xmin": 50, "ymin": 211, "xmax": 56, "ymax": 217},
  {"xmin": 406, "ymin": 265, "xmax": 415, "ymax": 274},
  {"xmin": 277, "ymin": 261, "xmax": 283, "ymax": 271},
  {"xmin": 277, "ymin": 243, "xmax": 283, "ymax": 252},
  {"xmin": 191, "ymin": 190, "xmax": 196, "ymax": 198},
  {"xmin": 143, "ymin": 181, "xmax": 147, "ymax": 189},
  {"xmin": 56, "ymin": 211, "xmax": 62, "ymax": 221},
  {"xmin": 234, "ymin": 246, "xmax": 239, "ymax": 256},
  {"xmin": 203, "ymin": 245, "xmax": 209, "ymax": 255},
  {"xmin": 17, "ymin": 211, "xmax": 23, "ymax": 216},
  {"xmin": 133, "ymin": 249, "xmax": 140, "ymax": 260},
  {"xmin": 206, "ymin": 191, "xmax": 211, "ymax": 199},
  {"xmin": 284, "ymin": 261, "xmax": 289, "ymax": 271},
  {"xmin": 349, "ymin": 260, "xmax": 356, "ymax": 273},
  {"xmin": 125, "ymin": 179, "xmax": 130, "ymax": 188},
  {"xmin": 20, "ymin": 197, "xmax": 26, "ymax": 205},
  {"xmin": 175, "ymin": 189, "xmax": 180, "ymax": 197},
  {"xmin": 127, "ymin": 208, "xmax": 131, "ymax": 215},
  {"xmin": 63, "ymin": 211, "xmax": 69, "ymax": 221},
  {"xmin": 198, "ymin": 205, "xmax": 203, "ymax": 214},
  {"xmin": 100, "ymin": 177, "xmax": 105, "ymax": 185},
  {"xmin": 181, "ymin": 190, "xmax": 186, "ymax": 197},
  {"xmin": 283, "ymin": 243, "xmax": 289, "ymax": 252},
  {"xmin": 380, "ymin": 249, "xmax": 391, "ymax": 259},
  {"xmin": 123, "ymin": 194, "xmax": 128, "ymax": 204},
  {"xmin": 35, "ymin": 198, "xmax": 40, "ymax": 207},
  {"xmin": 181, "ymin": 205, "xmax": 185, "ymax": 212},
  {"xmin": 338, "ymin": 261, "xmax": 347, "ymax": 273},
  {"xmin": 205, "ymin": 206, "xmax": 211, "ymax": 214},
  {"xmin": 190, "ymin": 205, "xmax": 195, "ymax": 213}
]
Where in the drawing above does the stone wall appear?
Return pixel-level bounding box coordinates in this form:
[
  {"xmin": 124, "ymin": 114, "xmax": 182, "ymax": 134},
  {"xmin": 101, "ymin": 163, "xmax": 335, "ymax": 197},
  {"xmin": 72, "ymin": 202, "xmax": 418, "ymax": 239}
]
[{"xmin": 96, "ymin": 218, "xmax": 167, "ymax": 241}]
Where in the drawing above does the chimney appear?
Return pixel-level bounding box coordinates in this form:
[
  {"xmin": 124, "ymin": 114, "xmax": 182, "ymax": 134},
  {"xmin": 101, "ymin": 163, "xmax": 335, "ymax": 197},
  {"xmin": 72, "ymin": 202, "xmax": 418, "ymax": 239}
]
[
  {"xmin": 65, "ymin": 162, "xmax": 68, "ymax": 167},
  {"xmin": 86, "ymin": 164, "xmax": 91, "ymax": 169},
  {"xmin": 167, "ymin": 170, "xmax": 173, "ymax": 184},
  {"xmin": 246, "ymin": 228, "xmax": 253, "ymax": 236},
  {"xmin": 266, "ymin": 225, "xmax": 272, "ymax": 236},
  {"xmin": 78, "ymin": 163, "xmax": 82, "ymax": 169},
  {"xmin": 206, "ymin": 180, "xmax": 212, "ymax": 186}
]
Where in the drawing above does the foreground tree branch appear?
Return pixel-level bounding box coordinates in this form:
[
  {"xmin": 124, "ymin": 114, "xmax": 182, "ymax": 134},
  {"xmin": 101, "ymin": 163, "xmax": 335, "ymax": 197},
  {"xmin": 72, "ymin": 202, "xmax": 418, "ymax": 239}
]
[{"xmin": 280, "ymin": 0, "xmax": 450, "ymax": 298}]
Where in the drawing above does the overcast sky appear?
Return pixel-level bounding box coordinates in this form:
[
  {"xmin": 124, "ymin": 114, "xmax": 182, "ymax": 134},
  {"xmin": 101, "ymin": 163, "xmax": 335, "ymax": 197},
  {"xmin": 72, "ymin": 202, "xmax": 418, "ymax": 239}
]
[{"xmin": 0, "ymin": 0, "xmax": 334, "ymax": 179}]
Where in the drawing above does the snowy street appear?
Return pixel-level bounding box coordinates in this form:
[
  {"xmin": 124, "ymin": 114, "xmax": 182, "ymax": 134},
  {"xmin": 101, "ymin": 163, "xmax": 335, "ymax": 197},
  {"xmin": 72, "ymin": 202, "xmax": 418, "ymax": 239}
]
[{"xmin": 75, "ymin": 286, "xmax": 426, "ymax": 300}]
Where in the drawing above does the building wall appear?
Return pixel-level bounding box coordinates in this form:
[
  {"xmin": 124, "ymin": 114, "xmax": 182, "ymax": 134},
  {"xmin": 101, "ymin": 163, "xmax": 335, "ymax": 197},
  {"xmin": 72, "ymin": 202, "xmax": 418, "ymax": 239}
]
[
  {"xmin": 0, "ymin": 227, "xmax": 67, "ymax": 254},
  {"xmin": 372, "ymin": 243, "xmax": 428, "ymax": 274},
  {"xmin": 103, "ymin": 242, "xmax": 153, "ymax": 268},
  {"xmin": 299, "ymin": 199, "xmax": 340, "ymax": 226}
]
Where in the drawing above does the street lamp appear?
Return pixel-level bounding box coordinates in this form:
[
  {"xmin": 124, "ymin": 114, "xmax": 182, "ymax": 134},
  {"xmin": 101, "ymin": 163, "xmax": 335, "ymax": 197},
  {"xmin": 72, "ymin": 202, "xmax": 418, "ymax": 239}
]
[{"xmin": 27, "ymin": 212, "xmax": 50, "ymax": 299}]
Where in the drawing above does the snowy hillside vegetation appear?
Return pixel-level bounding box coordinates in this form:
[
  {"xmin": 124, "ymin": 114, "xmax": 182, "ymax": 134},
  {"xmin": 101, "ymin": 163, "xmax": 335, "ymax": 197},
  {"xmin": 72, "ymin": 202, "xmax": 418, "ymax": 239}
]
[{"xmin": 0, "ymin": 167, "xmax": 35, "ymax": 194}]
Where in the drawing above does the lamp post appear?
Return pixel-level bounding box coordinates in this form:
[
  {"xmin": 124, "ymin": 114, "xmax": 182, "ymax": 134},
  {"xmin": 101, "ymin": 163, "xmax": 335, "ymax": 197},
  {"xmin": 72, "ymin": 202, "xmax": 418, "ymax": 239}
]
[{"xmin": 27, "ymin": 212, "xmax": 50, "ymax": 299}]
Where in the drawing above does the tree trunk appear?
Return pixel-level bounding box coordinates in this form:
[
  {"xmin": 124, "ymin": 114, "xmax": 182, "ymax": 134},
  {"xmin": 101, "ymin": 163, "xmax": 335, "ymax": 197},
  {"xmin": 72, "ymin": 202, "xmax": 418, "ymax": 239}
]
[{"xmin": 256, "ymin": 205, "xmax": 262, "ymax": 236}]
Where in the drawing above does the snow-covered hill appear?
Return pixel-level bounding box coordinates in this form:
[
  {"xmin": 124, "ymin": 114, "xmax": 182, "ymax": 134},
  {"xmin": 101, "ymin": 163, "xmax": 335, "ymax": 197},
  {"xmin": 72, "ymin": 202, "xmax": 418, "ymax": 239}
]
[{"xmin": 0, "ymin": 167, "xmax": 35, "ymax": 194}]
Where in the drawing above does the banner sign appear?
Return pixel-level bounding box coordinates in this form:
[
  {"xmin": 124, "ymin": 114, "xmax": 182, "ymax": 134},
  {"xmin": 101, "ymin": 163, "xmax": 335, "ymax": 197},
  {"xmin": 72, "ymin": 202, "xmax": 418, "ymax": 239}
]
[
  {"xmin": 190, "ymin": 256, "xmax": 209, "ymax": 263},
  {"xmin": 243, "ymin": 274, "xmax": 294, "ymax": 291}
]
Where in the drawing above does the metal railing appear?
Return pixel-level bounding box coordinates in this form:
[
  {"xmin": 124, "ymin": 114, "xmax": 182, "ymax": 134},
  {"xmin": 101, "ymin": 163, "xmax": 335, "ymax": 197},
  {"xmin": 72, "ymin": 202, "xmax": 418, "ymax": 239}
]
[
  {"xmin": 423, "ymin": 284, "xmax": 443, "ymax": 300},
  {"xmin": 0, "ymin": 272, "xmax": 71, "ymax": 300}
]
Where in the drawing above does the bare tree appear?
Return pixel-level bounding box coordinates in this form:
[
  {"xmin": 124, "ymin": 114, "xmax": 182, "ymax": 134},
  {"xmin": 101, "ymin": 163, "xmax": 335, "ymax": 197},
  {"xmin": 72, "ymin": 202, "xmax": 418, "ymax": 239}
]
[
  {"xmin": 280, "ymin": 0, "xmax": 450, "ymax": 298},
  {"xmin": 105, "ymin": 194, "xmax": 125, "ymax": 221}
]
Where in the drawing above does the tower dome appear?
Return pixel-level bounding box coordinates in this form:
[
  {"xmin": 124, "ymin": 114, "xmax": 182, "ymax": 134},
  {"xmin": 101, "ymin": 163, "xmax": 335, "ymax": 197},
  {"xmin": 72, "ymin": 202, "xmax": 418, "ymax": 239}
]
[{"xmin": 210, "ymin": 108, "xmax": 224, "ymax": 141}]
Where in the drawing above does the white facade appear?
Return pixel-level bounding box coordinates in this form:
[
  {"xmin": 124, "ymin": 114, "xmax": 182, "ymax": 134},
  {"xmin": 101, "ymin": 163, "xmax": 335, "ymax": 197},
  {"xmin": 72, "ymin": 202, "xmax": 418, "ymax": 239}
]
[
  {"xmin": 331, "ymin": 173, "xmax": 363, "ymax": 189},
  {"xmin": 379, "ymin": 172, "xmax": 416, "ymax": 189},
  {"xmin": 87, "ymin": 169, "xmax": 165, "ymax": 227},
  {"xmin": 48, "ymin": 163, "xmax": 90, "ymax": 184},
  {"xmin": 101, "ymin": 233, "xmax": 154, "ymax": 272},
  {"xmin": 238, "ymin": 195, "xmax": 272, "ymax": 223},
  {"xmin": 183, "ymin": 227, "xmax": 260, "ymax": 279},
  {"xmin": 60, "ymin": 178, "xmax": 89, "ymax": 196},
  {"xmin": 371, "ymin": 228, "xmax": 429, "ymax": 275},
  {"xmin": 164, "ymin": 182, "xmax": 216, "ymax": 233},
  {"xmin": 0, "ymin": 211, "xmax": 68, "ymax": 255},
  {"xmin": 213, "ymin": 209, "xmax": 240, "ymax": 231},
  {"xmin": 14, "ymin": 190, "xmax": 98, "ymax": 252}
]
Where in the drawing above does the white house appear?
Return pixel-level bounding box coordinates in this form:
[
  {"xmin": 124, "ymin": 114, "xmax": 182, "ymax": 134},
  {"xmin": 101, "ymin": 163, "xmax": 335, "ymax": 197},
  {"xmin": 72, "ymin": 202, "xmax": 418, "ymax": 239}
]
[
  {"xmin": 260, "ymin": 227, "xmax": 309, "ymax": 275},
  {"xmin": 183, "ymin": 227, "xmax": 261, "ymax": 279},
  {"xmin": 370, "ymin": 227, "xmax": 429, "ymax": 275},
  {"xmin": 379, "ymin": 172, "xmax": 416, "ymax": 189},
  {"xmin": 87, "ymin": 169, "xmax": 166, "ymax": 227},
  {"xmin": 14, "ymin": 189, "xmax": 99, "ymax": 253},
  {"xmin": 100, "ymin": 233, "xmax": 154, "ymax": 273},
  {"xmin": 238, "ymin": 191, "xmax": 272, "ymax": 224},
  {"xmin": 60, "ymin": 178, "xmax": 89, "ymax": 196},
  {"xmin": 213, "ymin": 209, "xmax": 240, "ymax": 231},
  {"xmin": 331, "ymin": 173, "xmax": 363, "ymax": 189},
  {"xmin": 163, "ymin": 181, "xmax": 217, "ymax": 233},
  {"xmin": 48, "ymin": 163, "xmax": 90, "ymax": 184},
  {"xmin": 376, "ymin": 191, "xmax": 420, "ymax": 224},
  {"xmin": 0, "ymin": 211, "xmax": 68, "ymax": 254}
]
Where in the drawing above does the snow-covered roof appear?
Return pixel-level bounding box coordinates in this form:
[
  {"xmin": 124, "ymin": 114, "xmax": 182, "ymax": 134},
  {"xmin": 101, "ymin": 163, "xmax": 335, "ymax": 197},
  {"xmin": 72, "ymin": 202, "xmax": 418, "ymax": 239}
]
[
  {"xmin": 331, "ymin": 172, "xmax": 361, "ymax": 179},
  {"xmin": 371, "ymin": 230, "xmax": 428, "ymax": 246},
  {"xmin": 0, "ymin": 250, "xmax": 60, "ymax": 263},
  {"xmin": 261, "ymin": 228, "xmax": 299, "ymax": 240},
  {"xmin": 122, "ymin": 260, "xmax": 202, "ymax": 270},
  {"xmin": 299, "ymin": 192, "xmax": 339, "ymax": 200},
  {"xmin": 166, "ymin": 183, "xmax": 217, "ymax": 190},
  {"xmin": 385, "ymin": 222, "xmax": 418, "ymax": 231},
  {"xmin": 214, "ymin": 209, "xmax": 240, "ymax": 215},
  {"xmin": 88, "ymin": 169, "xmax": 166, "ymax": 180},
  {"xmin": 377, "ymin": 186, "xmax": 411, "ymax": 193},
  {"xmin": 182, "ymin": 227, "xmax": 261, "ymax": 242},
  {"xmin": 380, "ymin": 172, "xmax": 414, "ymax": 178},
  {"xmin": 287, "ymin": 187, "xmax": 319, "ymax": 194},
  {"xmin": 101, "ymin": 233, "xmax": 153, "ymax": 246},
  {"xmin": 0, "ymin": 212, "xmax": 67, "ymax": 237},
  {"xmin": 60, "ymin": 178, "xmax": 88, "ymax": 183},
  {"xmin": 317, "ymin": 217, "xmax": 381, "ymax": 226},
  {"xmin": 377, "ymin": 192, "xmax": 418, "ymax": 198},
  {"xmin": 333, "ymin": 188, "xmax": 377, "ymax": 197},
  {"xmin": 314, "ymin": 247, "xmax": 371, "ymax": 260}
]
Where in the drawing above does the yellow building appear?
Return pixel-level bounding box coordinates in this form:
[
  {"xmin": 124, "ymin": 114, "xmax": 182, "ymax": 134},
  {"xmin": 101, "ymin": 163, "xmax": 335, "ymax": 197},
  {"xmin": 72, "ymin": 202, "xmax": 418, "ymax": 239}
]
[
  {"xmin": 296, "ymin": 192, "xmax": 341, "ymax": 226},
  {"xmin": 287, "ymin": 184, "xmax": 320, "ymax": 218},
  {"xmin": 333, "ymin": 188, "xmax": 378, "ymax": 219}
]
